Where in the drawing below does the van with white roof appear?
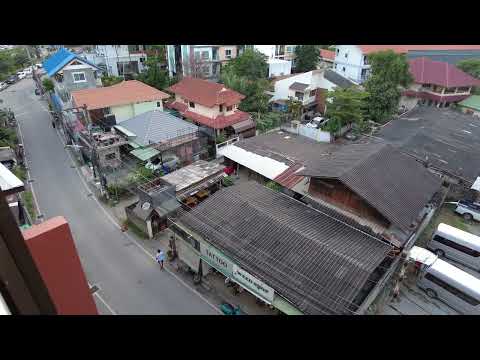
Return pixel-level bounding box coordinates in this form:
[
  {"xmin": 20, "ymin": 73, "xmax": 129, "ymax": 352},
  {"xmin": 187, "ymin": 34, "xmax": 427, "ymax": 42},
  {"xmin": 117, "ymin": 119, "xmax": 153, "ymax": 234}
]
[
  {"xmin": 409, "ymin": 246, "xmax": 480, "ymax": 314},
  {"xmin": 427, "ymin": 223, "xmax": 480, "ymax": 271}
]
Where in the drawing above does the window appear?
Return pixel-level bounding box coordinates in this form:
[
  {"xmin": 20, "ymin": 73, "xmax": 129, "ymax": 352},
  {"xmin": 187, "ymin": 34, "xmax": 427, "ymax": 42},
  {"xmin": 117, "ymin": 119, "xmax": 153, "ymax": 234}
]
[
  {"xmin": 226, "ymin": 105, "xmax": 233, "ymax": 112},
  {"xmin": 309, "ymin": 89, "xmax": 316, "ymax": 97},
  {"xmin": 424, "ymin": 273, "xmax": 480, "ymax": 306},
  {"xmin": 363, "ymin": 56, "xmax": 368, "ymax": 65},
  {"xmin": 189, "ymin": 102, "xmax": 195, "ymax": 108},
  {"xmin": 433, "ymin": 235, "xmax": 480, "ymax": 257},
  {"xmin": 295, "ymin": 91, "xmax": 304, "ymax": 101},
  {"xmin": 225, "ymin": 49, "xmax": 232, "ymax": 59},
  {"xmin": 336, "ymin": 48, "xmax": 339, "ymax": 55},
  {"xmin": 157, "ymin": 102, "xmax": 161, "ymax": 107},
  {"xmin": 140, "ymin": 57, "xmax": 145, "ymax": 63},
  {"xmin": 201, "ymin": 51, "xmax": 209, "ymax": 60},
  {"xmin": 219, "ymin": 104, "xmax": 223, "ymax": 112},
  {"xmin": 342, "ymin": 67, "xmax": 346, "ymax": 72},
  {"xmin": 286, "ymin": 46, "xmax": 293, "ymax": 53},
  {"xmin": 344, "ymin": 53, "xmax": 348, "ymax": 58},
  {"xmin": 105, "ymin": 153, "xmax": 116, "ymax": 160},
  {"xmin": 72, "ymin": 72, "xmax": 86, "ymax": 83}
]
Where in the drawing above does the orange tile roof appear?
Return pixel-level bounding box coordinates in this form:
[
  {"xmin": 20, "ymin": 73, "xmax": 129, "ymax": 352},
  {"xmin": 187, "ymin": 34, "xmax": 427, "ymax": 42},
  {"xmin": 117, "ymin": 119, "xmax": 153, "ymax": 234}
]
[
  {"xmin": 166, "ymin": 77, "xmax": 245, "ymax": 108},
  {"xmin": 71, "ymin": 80, "xmax": 170, "ymax": 110},
  {"xmin": 320, "ymin": 49, "xmax": 335, "ymax": 60}
]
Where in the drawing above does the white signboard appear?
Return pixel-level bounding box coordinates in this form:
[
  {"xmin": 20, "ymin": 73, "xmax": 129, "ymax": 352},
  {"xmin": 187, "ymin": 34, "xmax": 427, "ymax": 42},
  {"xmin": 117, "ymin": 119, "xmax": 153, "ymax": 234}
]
[
  {"xmin": 232, "ymin": 264, "xmax": 275, "ymax": 303},
  {"xmin": 200, "ymin": 243, "xmax": 233, "ymax": 276}
]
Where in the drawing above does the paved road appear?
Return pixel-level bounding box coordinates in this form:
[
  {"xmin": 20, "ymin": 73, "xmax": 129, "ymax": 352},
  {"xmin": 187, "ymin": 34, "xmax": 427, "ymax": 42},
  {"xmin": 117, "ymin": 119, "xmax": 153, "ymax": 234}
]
[{"xmin": 1, "ymin": 79, "xmax": 218, "ymax": 314}]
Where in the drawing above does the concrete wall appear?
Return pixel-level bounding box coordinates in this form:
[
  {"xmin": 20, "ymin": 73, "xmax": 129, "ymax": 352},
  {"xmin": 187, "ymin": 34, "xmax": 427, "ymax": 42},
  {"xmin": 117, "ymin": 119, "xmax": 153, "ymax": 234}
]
[
  {"xmin": 333, "ymin": 45, "xmax": 366, "ymax": 83},
  {"xmin": 269, "ymin": 60, "xmax": 292, "ymax": 78},
  {"xmin": 63, "ymin": 68, "xmax": 97, "ymax": 92},
  {"xmin": 112, "ymin": 101, "xmax": 161, "ymax": 123}
]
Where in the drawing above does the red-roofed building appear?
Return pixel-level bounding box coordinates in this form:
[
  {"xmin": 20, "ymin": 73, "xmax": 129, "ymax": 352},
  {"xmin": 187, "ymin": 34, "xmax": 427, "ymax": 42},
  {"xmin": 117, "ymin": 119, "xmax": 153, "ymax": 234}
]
[
  {"xmin": 400, "ymin": 57, "xmax": 480, "ymax": 110},
  {"xmin": 166, "ymin": 77, "xmax": 255, "ymax": 139},
  {"xmin": 333, "ymin": 45, "xmax": 480, "ymax": 84}
]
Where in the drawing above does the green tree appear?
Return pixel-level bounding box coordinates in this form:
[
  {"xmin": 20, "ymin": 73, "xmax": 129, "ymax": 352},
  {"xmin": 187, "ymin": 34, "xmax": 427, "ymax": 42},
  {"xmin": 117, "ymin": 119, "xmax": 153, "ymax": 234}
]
[
  {"xmin": 457, "ymin": 59, "xmax": 480, "ymax": 78},
  {"xmin": 222, "ymin": 49, "xmax": 268, "ymax": 81},
  {"xmin": 42, "ymin": 78, "xmax": 54, "ymax": 93},
  {"xmin": 364, "ymin": 50, "xmax": 413, "ymax": 123},
  {"xmin": 256, "ymin": 111, "xmax": 283, "ymax": 133},
  {"xmin": 136, "ymin": 56, "xmax": 170, "ymax": 90},
  {"xmin": 294, "ymin": 45, "xmax": 320, "ymax": 72},
  {"xmin": 325, "ymin": 87, "xmax": 368, "ymax": 134},
  {"xmin": 286, "ymin": 98, "xmax": 303, "ymax": 121},
  {"xmin": 221, "ymin": 72, "xmax": 270, "ymax": 113},
  {"xmin": 101, "ymin": 75, "xmax": 123, "ymax": 87}
]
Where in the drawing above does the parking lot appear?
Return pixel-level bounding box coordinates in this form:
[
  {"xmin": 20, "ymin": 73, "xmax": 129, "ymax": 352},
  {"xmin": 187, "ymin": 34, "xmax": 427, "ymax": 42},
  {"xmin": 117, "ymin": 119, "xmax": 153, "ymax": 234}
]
[{"xmin": 380, "ymin": 203, "xmax": 480, "ymax": 315}]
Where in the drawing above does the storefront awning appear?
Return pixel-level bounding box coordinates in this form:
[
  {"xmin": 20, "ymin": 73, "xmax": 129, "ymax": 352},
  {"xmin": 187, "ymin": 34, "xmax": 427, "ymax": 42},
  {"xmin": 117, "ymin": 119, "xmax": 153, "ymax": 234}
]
[
  {"xmin": 130, "ymin": 147, "xmax": 160, "ymax": 161},
  {"xmin": 272, "ymin": 296, "xmax": 303, "ymax": 315},
  {"xmin": 231, "ymin": 119, "xmax": 255, "ymax": 133}
]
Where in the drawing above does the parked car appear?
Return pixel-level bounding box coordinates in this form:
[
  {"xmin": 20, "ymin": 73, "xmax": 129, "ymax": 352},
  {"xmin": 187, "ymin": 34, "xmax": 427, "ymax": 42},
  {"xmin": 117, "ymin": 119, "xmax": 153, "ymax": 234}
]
[
  {"xmin": 23, "ymin": 67, "xmax": 33, "ymax": 76},
  {"xmin": 6, "ymin": 75, "xmax": 18, "ymax": 84},
  {"xmin": 35, "ymin": 63, "xmax": 42, "ymax": 69},
  {"xmin": 17, "ymin": 71, "xmax": 26, "ymax": 80},
  {"xmin": 34, "ymin": 88, "xmax": 41, "ymax": 96},
  {"xmin": 455, "ymin": 200, "xmax": 480, "ymax": 222},
  {"xmin": 0, "ymin": 82, "xmax": 8, "ymax": 91},
  {"xmin": 305, "ymin": 116, "xmax": 329, "ymax": 129}
]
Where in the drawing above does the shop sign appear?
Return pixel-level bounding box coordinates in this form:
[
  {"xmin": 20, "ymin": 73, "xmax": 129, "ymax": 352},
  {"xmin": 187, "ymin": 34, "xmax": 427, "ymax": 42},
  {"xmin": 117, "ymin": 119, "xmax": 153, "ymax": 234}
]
[
  {"xmin": 232, "ymin": 265, "xmax": 275, "ymax": 303},
  {"xmin": 200, "ymin": 243, "xmax": 233, "ymax": 276}
]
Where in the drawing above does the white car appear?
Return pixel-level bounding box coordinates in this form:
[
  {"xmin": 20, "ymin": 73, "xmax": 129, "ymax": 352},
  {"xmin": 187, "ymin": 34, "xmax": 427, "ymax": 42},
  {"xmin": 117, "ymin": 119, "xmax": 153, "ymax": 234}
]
[
  {"xmin": 35, "ymin": 63, "xmax": 43, "ymax": 69},
  {"xmin": 0, "ymin": 82, "xmax": 7, "ymax": 91},
  {"xmin": 17, "ymin": 71, "xmax": 26, "ymax": 80},
  {"xmin": 455, "ymin": 200, "xmax": 480, "ymax": 222},
  {"xmin": 23, "ymin": 67, "xmax": 33, "ymax": 76}
]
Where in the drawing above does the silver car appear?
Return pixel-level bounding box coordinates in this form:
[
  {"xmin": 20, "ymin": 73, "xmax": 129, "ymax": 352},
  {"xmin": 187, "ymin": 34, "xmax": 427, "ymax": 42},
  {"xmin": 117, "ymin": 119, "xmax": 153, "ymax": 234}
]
[{"xmin": 455, "ymin": 200, "xmax": 480, "ymax": 222}]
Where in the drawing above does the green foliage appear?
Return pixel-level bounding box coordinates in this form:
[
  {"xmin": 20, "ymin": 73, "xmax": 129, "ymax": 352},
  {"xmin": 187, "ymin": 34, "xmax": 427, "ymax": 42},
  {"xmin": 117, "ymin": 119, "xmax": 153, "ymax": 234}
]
[
  {"xmin": 265, "ymin": 181, "xmax": 282, "ymax": 192},
  {"xmin": 124, "ymin": 219, "xmax": 148, "ymax": 239},
  {"xmin": 221, "ymin": 72, "xmax": 270, "ymax": 113},
  {"xmin": 222, "ymin": 176, "xmax": 234, "ymax": 187},
  {"xmin": 457, "ymin": 59, "xmax": 480, "ymax": 78},
  {"xmin": 12, "ymin": 165, "xmax": 27, "ymax": 181},
  {"xmin": 0, "ymin": 48, "xmax": 31, "ymax": 80},
  {"xmin": 364, "ymin": 50, "xmax": 413, "ymax": 123},
  {"xmin": 222, "ymin": 49, "xmax": 268, "ymax": 81},
  {"xmin": 136, "ymin": 46, "xmax": 169, "ymax": 90},
  {"xmin": 0, "ymin": 127, "xmax": 18, "ymax": 147},
  {"xmin": 106, "ymin": 184, "xmax": 130, "ymax": 199},
  {"xmin": 215, "ymin": 133, "xmax": 226, "ymax": 144},
  {"xmin": 101, "ymin": 75, "xmax": 123, "ymax": 87},
  {"xmin": 22, "ymin": 191, "xmax": 36, "ymax": 220},
  {"xmin": 294, "ymin": 45, "xmax": 320, "ymax": 72},
  {"xmin": 325, "ymin": 87, "xmax": 368, "ymax": 134},
  {"xmin": 286, "ymin": 98, "xmax": 303, "ymax": 121},
  {"xmin": 127, "ymin": 164, "xmax": 157, "ymax": 185},
  {"xmin": 256, "ymin": 111, "xmax": 283, "ymax": 133},
  {"xmin": 42, "ymin": 78, "xmax": 54, "ymax": 93}
]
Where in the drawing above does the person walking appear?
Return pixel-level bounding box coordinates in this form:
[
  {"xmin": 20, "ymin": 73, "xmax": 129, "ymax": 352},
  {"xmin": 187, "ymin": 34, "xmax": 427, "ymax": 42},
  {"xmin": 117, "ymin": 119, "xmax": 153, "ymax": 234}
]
[{"xmin": 156, "ymin": 249, "xmax": 165, "ymax": 270}]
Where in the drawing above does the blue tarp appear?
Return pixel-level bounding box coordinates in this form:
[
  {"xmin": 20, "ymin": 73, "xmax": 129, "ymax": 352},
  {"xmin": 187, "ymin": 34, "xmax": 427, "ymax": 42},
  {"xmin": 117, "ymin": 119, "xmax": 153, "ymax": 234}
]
[
  {"xmin": 42, "ymin": 47, "xmax": 100, "ymax": 77},
  {"xmin": 51, "ymin": 93, "xmax": 63, "ymax": 112}
]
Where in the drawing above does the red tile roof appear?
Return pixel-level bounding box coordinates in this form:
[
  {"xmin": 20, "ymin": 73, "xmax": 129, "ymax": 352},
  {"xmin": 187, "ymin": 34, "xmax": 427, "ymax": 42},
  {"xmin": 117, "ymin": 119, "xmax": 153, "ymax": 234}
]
[
  {"xmin": 274, "ymin": 163, "xmax": 305, "ymax": 189},
  {"xmin": 166, "ymin": 77, "xmax": 245, "ymax": 108},
  {"xmin": 183, "ymin": 109, "xmax": 251, "ymax": 129},
  {"xmin": 71, "ymin": 80, "xmax": 169, "ymax": 110},
  {"xmin": 409, "ymin": 57, "xmax": 480, "ymax": 88},
  {"xmin": 320, "ymin": 49, "xmax": 335, "ymax": 61},
  {"xmin": 358, "ymin": 45, "xmax": 480, "ymax": 55}
]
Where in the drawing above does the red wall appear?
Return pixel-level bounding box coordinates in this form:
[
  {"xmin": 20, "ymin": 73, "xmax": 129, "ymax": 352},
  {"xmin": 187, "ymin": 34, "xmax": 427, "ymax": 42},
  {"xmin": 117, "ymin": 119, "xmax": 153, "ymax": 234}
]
[{"xmin": 22, "ymin": 217, "xmax": 98, "ymax": 315}]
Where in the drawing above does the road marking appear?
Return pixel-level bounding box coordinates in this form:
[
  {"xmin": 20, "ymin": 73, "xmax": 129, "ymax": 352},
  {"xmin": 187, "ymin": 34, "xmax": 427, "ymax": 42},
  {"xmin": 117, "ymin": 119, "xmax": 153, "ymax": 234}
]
[
  {"xmin": 87, "ymin": 282, "xmax": 117, "ymax": 315},
  {"xmin": 15, "ymin": 115, "xmax": 43, "ymax": 223},
  {"xmin": 52, "ymin": 123, "xmax": 221, "ymax": 315}
]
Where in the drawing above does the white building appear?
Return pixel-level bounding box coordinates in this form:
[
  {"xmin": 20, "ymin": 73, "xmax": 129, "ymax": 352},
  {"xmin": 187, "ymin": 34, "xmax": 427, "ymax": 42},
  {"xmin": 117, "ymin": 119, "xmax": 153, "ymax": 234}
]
[
  {"xmin": 267, "ymin": 59, "xmax": 292, "ymax": 78},
  {"xmin": 332, "ymin": 45, "xmax": 372, "ymax": 84},
  {"xmin": 84, "ymin": 45, "xmax": 148, "ymax": 77}
]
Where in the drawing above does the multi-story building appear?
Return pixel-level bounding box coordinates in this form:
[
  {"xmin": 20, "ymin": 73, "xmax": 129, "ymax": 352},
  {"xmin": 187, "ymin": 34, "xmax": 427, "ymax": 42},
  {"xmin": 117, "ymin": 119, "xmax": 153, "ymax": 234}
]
[
  {"xmin": 165, "ymin": 77, "xmax": 255, "ymax": 140},
  {"xmin": 84, "ymin": 45, "xmax": 150, "ymax": 78},
  {"xmin": 166, "ymin": 45, "xmax": 239, "ymax": 81},
  {"xmin": 333, "ymin": 45, "xmax": 480, "ymax": 84}
]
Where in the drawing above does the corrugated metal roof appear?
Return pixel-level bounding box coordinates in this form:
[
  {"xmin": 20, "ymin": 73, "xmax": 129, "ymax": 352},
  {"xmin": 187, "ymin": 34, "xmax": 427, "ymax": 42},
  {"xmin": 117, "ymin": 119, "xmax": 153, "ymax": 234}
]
[
  {"xmin": 0, "ymin": 162, "xmax": 24, "ymax": 195},
  {"xmin": 178, "ymin": 182, "xmax": 392, "ymax": 315},
  {"xmin": 118, "ymin": 110, "xmax": 198, "ymax": 147},
  {"xmin": 459, "ymin": 95, "xmax": 480, "ymax": 112},
  {"xmin": 42, "ymin": 47, "xmax": 100, "ymax": 77},
  {"xmin": 130, "ymin": 147, "xmax": 160, "ymax": 161},
  {"xmin": 289, "ymin": 82, "xmax": 310, "ymax": 91},
  {"xmin": 162, "ymin": 160, "xmax": 224, "ymax": 193},
  {"xmin": 324, "ymin": 69, "xmax": 356, "ymax": 88}
]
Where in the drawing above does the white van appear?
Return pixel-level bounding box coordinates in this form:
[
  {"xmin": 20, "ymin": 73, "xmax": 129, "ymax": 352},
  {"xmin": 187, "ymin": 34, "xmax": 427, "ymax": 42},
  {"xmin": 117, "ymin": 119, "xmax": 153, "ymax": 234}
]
[
  {"xmin": 427, "ymin": 223, "xmax": 480, "ymax": 271},
  {"xmin": 410, "ymin": 246, "xmax": 480, "ymax": 314}
]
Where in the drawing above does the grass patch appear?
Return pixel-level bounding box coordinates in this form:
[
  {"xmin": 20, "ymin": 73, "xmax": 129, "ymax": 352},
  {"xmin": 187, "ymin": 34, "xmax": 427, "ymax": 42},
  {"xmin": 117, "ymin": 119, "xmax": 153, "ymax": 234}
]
[
  {"xmin": 12, "ymin": 165, "xmax": 27, "ymax": 181},
  {"xmin": 22, "ymin": 190, "xmax": 36, "ymax": 221},
  {"xmin": 416, "ymin": 205, "xmax": 468, "ymax": 247},
  {"xmin": 123, "ymin": 219, "xmax": 148, "ymax": 239}
]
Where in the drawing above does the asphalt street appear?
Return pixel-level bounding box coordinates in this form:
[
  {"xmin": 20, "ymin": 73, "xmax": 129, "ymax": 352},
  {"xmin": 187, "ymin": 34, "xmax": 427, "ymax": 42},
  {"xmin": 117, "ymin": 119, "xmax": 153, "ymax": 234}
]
[{"xmin": 1, "ymin": 78, "xmax": 218, "ymax": 315}]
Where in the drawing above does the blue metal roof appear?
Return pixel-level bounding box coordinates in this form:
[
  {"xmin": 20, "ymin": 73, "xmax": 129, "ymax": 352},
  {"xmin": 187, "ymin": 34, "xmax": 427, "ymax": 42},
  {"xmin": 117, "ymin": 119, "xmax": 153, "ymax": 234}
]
[{"xmin": 42, "ymin": 47, "xmax": 100, "ymax": 77}]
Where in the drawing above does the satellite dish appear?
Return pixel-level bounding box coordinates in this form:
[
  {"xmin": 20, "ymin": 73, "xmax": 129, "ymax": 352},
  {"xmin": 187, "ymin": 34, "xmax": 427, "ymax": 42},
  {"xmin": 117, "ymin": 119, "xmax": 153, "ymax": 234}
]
[{"xmin": 142, "ymin": 202, "xmax": 151, "ymax": 211}]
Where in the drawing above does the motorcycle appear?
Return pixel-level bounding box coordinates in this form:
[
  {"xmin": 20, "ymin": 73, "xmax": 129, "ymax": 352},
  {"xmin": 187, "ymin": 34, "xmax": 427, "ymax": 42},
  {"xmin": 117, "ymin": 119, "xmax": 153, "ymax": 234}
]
[{"xmin": 220, "ymin": 302, "xmax": 243, "ymax": 315}]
